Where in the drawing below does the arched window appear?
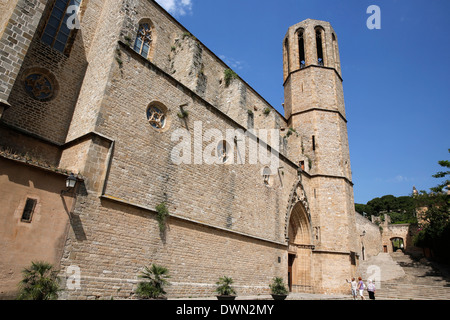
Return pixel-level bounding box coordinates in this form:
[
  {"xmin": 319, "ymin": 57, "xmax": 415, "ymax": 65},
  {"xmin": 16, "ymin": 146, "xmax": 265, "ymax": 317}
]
[
  {"xmin": 134, "ymin": 22, "xmax": 153, "ymax": 58},
  {"xmin": 41, "ymin": 0, "xmax": 81, "ymax": 53},
  {"xmin": 297, "ymin": 29, "xmax": 306, "ymax": 69},
  {"xmin": 332, "ymin": 33, "xmax": 339, "ymax": 70},
  {"xmin": 315, "ymin": 27, "xmax": 324, "ymax": 66},
  {"xmin": 284, "ymin": 38, "xmax": 290, "ymax": 74}
]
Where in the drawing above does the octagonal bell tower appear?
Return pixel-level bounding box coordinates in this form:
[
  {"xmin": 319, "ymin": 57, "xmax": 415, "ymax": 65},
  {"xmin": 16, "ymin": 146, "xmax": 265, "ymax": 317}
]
[
  {"xmin": 283, "ymin": 19, "xmax": 358, "ymax": 293},
  {"xmin": 283, "ymin": 18, "xmax": 351, "ymax": 183}
]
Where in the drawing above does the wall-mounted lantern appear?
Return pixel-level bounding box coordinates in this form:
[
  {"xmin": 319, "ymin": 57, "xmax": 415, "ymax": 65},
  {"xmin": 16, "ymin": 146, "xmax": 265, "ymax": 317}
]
[
  {"xmin": 61, "ymin": 173, "xmax": 77, "ymax": 195},
  {"xmin": 66, "ymin": 173, "xmax": 77, "ymax": 188}
]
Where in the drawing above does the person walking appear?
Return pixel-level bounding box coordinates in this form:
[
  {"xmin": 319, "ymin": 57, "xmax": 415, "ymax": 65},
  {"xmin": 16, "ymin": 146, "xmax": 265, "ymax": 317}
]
[
  {"xmin": 346, "ymin": 278, "xmax": 357, "ymax": 300},
  {"xmin": 367, "ymin": 279, "xmax": 376, "ymax": 300},
  {"xmin": 357, "ymin": 277, "xmax": 366, "ymax": 300}
]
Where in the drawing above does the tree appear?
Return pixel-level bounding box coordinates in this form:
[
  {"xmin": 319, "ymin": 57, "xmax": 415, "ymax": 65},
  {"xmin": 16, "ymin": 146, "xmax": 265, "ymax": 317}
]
[
  {"xmin": 355, "ymin": 203, "xmax": 367, "ymax": 215},
  {"xmin": 413, "ymin": 149, "xmax": 450, "ymax": 262},
  {"xmin": 431, "ymin": 149, "xmax": 450, "ymax": 193},
  {"xmin": 366, "ymin": 197, "xmax": 384, "ymax": 215},
  {"xmin": 17, "ymin": 261, "xmax": 60, "ymax": 300},
  {"xmin": 356, "ymin": 194, "xmax": 416, "ymax": 223},
  {"xmin": 381, "ymin": 195, "xmax": 397, "ymax": 212},
  {"xmin": 414, "ymin": 192, "xmax": 450, "ymax": 261}
]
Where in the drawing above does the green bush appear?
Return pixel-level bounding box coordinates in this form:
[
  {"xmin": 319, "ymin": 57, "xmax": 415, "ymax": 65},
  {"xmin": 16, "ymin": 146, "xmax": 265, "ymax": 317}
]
[
  {"xmin": 156, "ymin": 202, "xmax": 169, "ymax": 232},
  {"xmin": 269, "ymin": 277, "xmax": 288, "ymax": 295},
  {"xmin": 224, "ymin": 69, "xmax": 238, "ymax": 87},
  {"xmin": 215, "ymin": 276, "xmax": 236, "ymax": 296},
  {"xmin": 136, "ymin": 264, "xmax": 171, "ymax": 299}
]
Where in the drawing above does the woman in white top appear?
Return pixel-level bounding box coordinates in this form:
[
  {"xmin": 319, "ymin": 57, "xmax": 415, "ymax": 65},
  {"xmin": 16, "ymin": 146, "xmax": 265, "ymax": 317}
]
[{"xmin": 367, "ymin": 279, "xmax": 376, "ymax": 300}]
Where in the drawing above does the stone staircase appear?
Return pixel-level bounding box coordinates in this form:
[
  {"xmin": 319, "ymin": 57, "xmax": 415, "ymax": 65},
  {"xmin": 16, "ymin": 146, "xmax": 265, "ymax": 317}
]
[{"xmin": 359, "ymin": 252, "xmax": 450, "ymax": 300}]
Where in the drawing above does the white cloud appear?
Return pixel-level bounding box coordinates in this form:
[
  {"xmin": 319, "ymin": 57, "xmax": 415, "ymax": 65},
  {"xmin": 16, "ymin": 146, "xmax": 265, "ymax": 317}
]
[
  {"xmin": 155, "ymin": 0, "xmax": 193, "ymax": 17},
  {"xmin": 219, "ymin": 55, "xmax": 247, "ymax": 71},
  {"xmin": 376, "ymin": 175, "xmax": 414, "ymax": 184},
  {"xmin": 388, "ymin": 175, "xmax": 413, "ymax": 183}
]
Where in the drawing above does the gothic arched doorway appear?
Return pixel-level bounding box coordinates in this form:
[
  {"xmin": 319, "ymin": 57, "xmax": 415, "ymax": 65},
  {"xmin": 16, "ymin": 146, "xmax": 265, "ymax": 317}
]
[{"xmin": 287, "ymin": 201, "xmax": 313, "ymax": 293}]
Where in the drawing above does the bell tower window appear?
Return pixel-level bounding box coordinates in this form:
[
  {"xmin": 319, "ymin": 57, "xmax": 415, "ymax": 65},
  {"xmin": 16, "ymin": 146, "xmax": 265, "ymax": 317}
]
[
  {"xmin": 315, "ymin": 27, "xmax": 324, "ymax": 66},
  {"xmin": 332, "ymin": 33, "xmax": 339, "ymax": 71},
  {"xmin": 297, "ymin": 29, "xmax": 306, "ymax": 69},
  {"xmin": 284, "ymin": 38, "xmax": 290, "ymax": 75}
]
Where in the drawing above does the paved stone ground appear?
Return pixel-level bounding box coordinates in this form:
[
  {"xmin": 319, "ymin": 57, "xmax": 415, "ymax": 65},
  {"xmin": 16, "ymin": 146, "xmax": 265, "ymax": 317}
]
[
  {"xmin": 170, "ymin": 293, "xmax": 350, "ymax": 300},
  {"xmin": 171, "ymin": 252, "xmax": 450, "ymax": 300},
  {"xmin": 358, "ymin": 252, "xmax": 450, "ymax": 300}
]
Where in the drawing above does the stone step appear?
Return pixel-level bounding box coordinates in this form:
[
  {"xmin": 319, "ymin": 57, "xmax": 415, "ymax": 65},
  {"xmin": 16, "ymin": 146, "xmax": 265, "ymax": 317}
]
[
  {"xmin": 357, "ymin": 252, "xmax": 450, "ymax": 300},
  {"xmin": 369, "ymin": 280, "xmax": 450, "ymax": 300}
]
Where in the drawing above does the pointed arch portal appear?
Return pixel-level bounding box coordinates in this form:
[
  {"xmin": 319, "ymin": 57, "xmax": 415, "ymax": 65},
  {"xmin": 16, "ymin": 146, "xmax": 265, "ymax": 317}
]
[{"xmin": 285, "ymin": 179, "xmax": 314, "ymax": 293}]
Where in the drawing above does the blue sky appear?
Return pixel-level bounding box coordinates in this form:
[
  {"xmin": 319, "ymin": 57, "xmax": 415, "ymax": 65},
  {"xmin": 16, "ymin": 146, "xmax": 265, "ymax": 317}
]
[{"xmin": 156, "ymin": 0, "xmax": 450, "ymax": 204}]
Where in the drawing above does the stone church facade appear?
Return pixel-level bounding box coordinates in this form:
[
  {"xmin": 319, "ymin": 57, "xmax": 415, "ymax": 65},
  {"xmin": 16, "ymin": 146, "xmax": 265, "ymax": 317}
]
[{"xmin": 0, "ymin": 0, "xmax": 359, "ymax": 299}]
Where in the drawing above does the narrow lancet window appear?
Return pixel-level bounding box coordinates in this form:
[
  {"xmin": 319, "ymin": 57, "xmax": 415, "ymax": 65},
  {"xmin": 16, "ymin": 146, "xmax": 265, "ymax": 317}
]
[
  {"xmin": 315, "ymin": 28, "xmax": 324, "ymax": 66},
  {"xmin": 332, "ymin": 33, "xmax": 339, "ymax": 70},
  {"xmin": 298, "ymin": 30, "xmax": 306, "ymax": 69},
  {"xmin": 284, "ymin": 38, "xmax": 290, "ymax": 74}
]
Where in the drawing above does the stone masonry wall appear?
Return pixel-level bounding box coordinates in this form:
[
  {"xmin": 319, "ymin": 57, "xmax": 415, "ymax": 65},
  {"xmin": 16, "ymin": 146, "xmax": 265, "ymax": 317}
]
[
  {"xmin": 3, "ymin": 37, "xmax": 88, "ymax": 144},
  {"xmin": 0, "ymin": 0, "xmax": 46, "ymax": 106},
  {"xmin": 0, "ymin": 0, "xmax": 359, "ymax": 298},
  {"xmin": 59, "ymin": 193, "xmax": 287, "ymax": 299},
  {"xmin": 285, "ymin": 68, "xmax": 345, "ymax": 119},
  {"xmin": 1, "ymin": 0, "xmax": 114, "ymax": 144},
  {"xmin": 58, "ymin": 27, "xmax": 305, "ymax": 297},
  {"xmin": 65, "ymin": 0, "xmax": 121, "ymax": 142},
  {"xmin": 382, "ymin": 223, "xmax": 418, "ymax": 254},
  {"xmin": 355, "ymin": 212, "xmax": 382, "ymax": 260},
  {"xmin": 97, "ymin": 43, "xmax": 298, "ymax": 244},
  {"xmin": 119, "ymin": 0, "xmax": 287, "ymax": 137}
]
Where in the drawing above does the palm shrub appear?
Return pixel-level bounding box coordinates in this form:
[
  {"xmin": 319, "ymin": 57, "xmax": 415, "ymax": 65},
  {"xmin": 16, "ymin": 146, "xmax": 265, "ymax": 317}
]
[
  {"xmin": 136, "ymin": 264, "xmax": 170, "ymax": 299},
  {"xmin": 17, "ymin": 261, "xmax": 60, "ymax": 300},
  {"xmin": 215, "ymin": 276, "xmax": 236, "ymax": 296},
  {"xmin": 269, "ymin": 277, "xmax": 288, "ymax": 295}
]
